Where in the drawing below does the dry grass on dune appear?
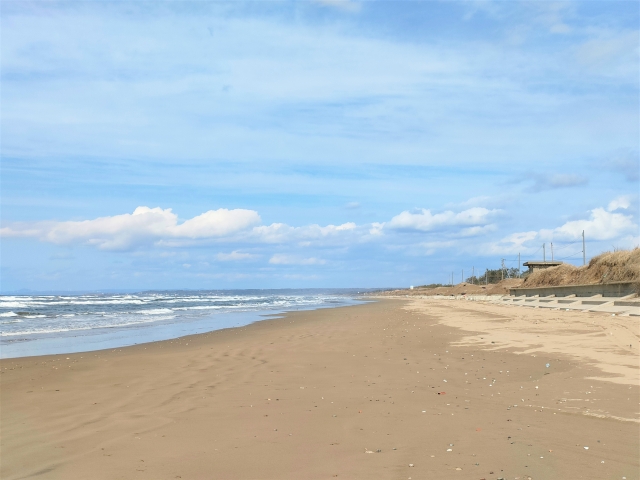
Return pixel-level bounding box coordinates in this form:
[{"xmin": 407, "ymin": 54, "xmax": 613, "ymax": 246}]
[
  {"xmin": 374, "ymin": 249, "xmax": 639, "ymax": 297},
  {"xmin": 522, "ymin": 248, "xmax": 640, "ymax": 287}
]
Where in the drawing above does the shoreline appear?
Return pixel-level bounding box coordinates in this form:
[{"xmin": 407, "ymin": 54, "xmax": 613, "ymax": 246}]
[
  {"xmin": 0, "ymin": 297, "xmax": 365, "ymax": 360},
  {"xmin": 1, "ymin": 298, "xmax": 638, "ymax": 479}
]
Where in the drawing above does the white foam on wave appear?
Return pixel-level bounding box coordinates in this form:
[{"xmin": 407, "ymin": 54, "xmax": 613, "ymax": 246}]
[
  {"xmin": 0, "ymin": 292, "xmax": 349, "ymax": 341},
  {"xmin": 47, "ymin": 299, "xmax": 147, "ymax": 306},
  {"xmin": 0, "ymin": 314, "xmax": 176, "ymax": 336},
  {"xmin": 0, "ymin": 319, "xmax": 23, "ymax": 325},
  {"xmin": 172, "ymin": 305, "xmax": 223, "ymax": 311},
  {"xmin": 139, "ymin": 308, "xmax": 174, "ymax": 315},
  {"xmin": 0, "ymin": 302, "xmax": 29, "ymax": 308}
]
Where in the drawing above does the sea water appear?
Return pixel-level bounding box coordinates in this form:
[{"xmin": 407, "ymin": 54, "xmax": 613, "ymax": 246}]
[{"xmin": 0, "ymin": 290, "xmax": 363, "ymax": 358}]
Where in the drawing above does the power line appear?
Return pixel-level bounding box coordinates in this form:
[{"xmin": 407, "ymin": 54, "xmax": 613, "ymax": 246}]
[
  {"xmin": 529, "ymin": 245, "xmax": 542, "ymax": 258},
  {"xmin": 551, "ymin": 240, "xmax": 580, "ymax": 252},
  {"xmin": 557, "ymin": 250, "xmax": 584, "ymax": 261}
]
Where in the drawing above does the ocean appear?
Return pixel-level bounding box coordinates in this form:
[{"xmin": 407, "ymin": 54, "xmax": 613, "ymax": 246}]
[{"xmin": 0, "ymin": 290, "xmax": 364, "ymax": 358}]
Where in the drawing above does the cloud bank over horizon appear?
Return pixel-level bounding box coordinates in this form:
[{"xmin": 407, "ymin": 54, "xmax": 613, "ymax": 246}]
[{"xmin": 3, "ymin": 197, "xmax": 636, "ymax": 265}]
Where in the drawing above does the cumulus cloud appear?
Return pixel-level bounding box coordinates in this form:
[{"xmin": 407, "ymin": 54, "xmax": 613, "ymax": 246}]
[
  {"xmin": 6, "ymin": 202, "xmax": 631, "ymax": 262},
  {"xmin": 550, "ymin": 208, "xmax": 636, "ymax": 241},
  {"xmin": 369, "ymin": 222, "xmax": 384, "ymax": 236},
  {"xmin": 504, "ymin": 231, "xmax": 538, "ymax": 248},
  {"xmin": 459, "ymin": 224, "xmax": 497, "ymax": 237},
  {"xmin": 487, "ymin": 230, "xmax": 538, "ymax": 255},
  {"xmin": 607, "ymin": 195, "xmax": 634, "ymax": 212},
  {"xmin": 269, "ymin": 254, "xmax": 326, "ymax": 265},
  {"xmin": 1, "ymin": 206, "xmax": 261, "ymax": 250},
  {"xmin": 387, "ymin": 207, "xmax": 498, "ymax": 232},
  {"xmin": 0, "ymin": 206, "xmax": 364, "ymax": 251},
  {"xmin": 250, "ymin": 222, "xmax": 357, "ymax": 244},
  {"xmin": 173, "ymin": 209, "xmax": 261, "ymax": 238},
  {"xmin": 492, "ymin": 200, "xmax": 637, "ymax": 254}
]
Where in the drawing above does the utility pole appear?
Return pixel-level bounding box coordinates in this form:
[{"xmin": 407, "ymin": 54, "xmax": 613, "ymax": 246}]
[
  {"xmin": 472, "ymin": 266, "xmax": 475, "ymax": 284},
  {"xmin": 501, "ymin": 259, "xmax": 505, "ymax": 281},
  {"xmin": 518, "ymin": 253, "xmax": 521, "ymax": 277},
  {"xmin": 582, "ymin": 230, "xmax": 586, "ymax": 266},
  {"xmin": 543, "ymin": 243, "xmax": 546, "ymax": 262},
  {"xmin": 551, "ymin": 242, "xmax": 554, "ymax": 262},
  {"xmin": 485, "ymin": 268, "xmax": 488, "ymax": 285},
  {"xmin": 462, "ymin": 269, "xmax": 464, "ymax": 283}
]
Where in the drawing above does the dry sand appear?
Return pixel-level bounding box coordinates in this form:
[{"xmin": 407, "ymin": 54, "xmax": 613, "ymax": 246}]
[{"xmin": 1, "ymin": 299, "xmax": 638, "ymax": 479}]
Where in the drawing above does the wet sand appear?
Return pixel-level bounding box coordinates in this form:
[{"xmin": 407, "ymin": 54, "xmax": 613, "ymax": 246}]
[{"xmin": 1, "ymin": 299, "xmax": 638, "ymax": 479}]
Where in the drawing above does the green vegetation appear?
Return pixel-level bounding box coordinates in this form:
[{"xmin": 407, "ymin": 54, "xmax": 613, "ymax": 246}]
[{"xmin": 466, "ymin": 267, "xmax": 521, "ymax": 284}]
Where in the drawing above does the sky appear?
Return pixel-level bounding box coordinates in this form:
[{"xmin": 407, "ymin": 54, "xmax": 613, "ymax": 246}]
[{"xmin": 1, "ymin": 0, "xmax": 638, "ymax": 292}]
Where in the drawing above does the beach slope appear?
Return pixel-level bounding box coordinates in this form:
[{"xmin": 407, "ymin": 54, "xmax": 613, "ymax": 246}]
[{"xmin": 1, "ymin": 299, "xmax": 638, "ymax": 479}]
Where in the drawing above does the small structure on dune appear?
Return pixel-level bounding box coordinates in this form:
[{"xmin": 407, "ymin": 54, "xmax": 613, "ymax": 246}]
[{"xmin": 523, "ymin": 261, "xmax": 563, "ymax": 274}]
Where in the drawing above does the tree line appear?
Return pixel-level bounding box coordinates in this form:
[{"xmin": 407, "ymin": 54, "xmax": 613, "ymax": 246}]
[{"xmin": 465, "ymin": 267, "xmax": 521, "ymax": 284}]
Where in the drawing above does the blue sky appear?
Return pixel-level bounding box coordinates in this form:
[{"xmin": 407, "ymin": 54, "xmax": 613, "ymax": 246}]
[{"xmin": 1, "ymin": 0, "xmax": 638, "ymax": 291}]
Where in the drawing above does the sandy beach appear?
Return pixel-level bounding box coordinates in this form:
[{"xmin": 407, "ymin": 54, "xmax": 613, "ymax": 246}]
[{"xmin": 1, "ymin": 298, "xmax": 638, "ymax": 479}]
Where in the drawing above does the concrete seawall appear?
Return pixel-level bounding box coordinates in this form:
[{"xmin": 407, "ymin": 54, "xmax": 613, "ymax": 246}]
[
  {"xmin": 509, "ymin": 281, "xmax": 637, "ymax": 298},
  {"xmin": 373, "ymin": 290, "xmax": 640, "ymax": 315}
]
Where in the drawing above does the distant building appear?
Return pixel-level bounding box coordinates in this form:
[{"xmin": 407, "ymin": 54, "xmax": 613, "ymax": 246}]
[{"xmin": 522, "ymin": 261, "xmax": 563, "ymax": 274}]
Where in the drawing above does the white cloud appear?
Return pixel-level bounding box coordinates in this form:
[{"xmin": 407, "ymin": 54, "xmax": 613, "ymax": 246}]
[
  {"xmin": 490, "ymin": 201, "xmax": 637, "ymax": 254},
  {"xmin": 216, "ymin": 251, "xmax": 257, "ymax": 261},
  {"xmin": 607, "ymin": 195, "xmax": 634, "ymax": 212},
  {"xmin": 618, "ymin": 234, "xmax": 640, "ymax": 249},
  {"xmin": 2, "ymin": 204, "xmax": 504, "ymax": 254},
  {"xmin": 387, "ymin": 207, "xmax": 498, "ymax": 232},
  {"xmin": 0, "ymin": 206, "xmax": 366, "ymax": 251},
  {"xmin": 369, "ymin": 222, "xmax": 384, "ymax": 236},
  {"xmin": 0, "ymin": 206, "xmax": 260, "ymax": 250},
  {"xmin": 173, "ymin": 209, "xmax": 261, "ymax": 238},
  {"xmin": 487, "ymin": 230, "xmax": 538, "ymax": 255},
  {"xmin": 459, "ymin": 224, "xmax": 497, "ymax": 237},
  {"xmin": 552, "ymin": 208, "xmax": 636, "ymax": 241},
  {"xmin": 269, "ymin": 254, "xmax": 326, "ymax": 265},
  {"xmin": 250, "ymin": 222, "xmax": 357, "ymax": 244},
  {"xmin": 4, "ymin": 201, "xmax": 633, "ymax": 264},
  {"xmin": 504, "ymin": 231, "xmax": 538, "ymax": 248}
]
